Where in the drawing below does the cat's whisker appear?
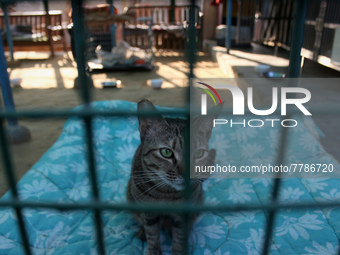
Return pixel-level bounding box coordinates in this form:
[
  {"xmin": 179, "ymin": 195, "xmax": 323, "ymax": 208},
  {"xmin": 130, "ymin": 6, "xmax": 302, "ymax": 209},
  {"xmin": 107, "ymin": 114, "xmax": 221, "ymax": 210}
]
[
  {"xmin": 134, "ymin": 175, "xmax": 163, "ymax": 183},
  {"xmin": 140, "ymin": 172, "xmax": 162, "ymax": 176},
  {"xmin": 134, "ymin": 179, "xmax": 162, "ymax": 186},
  {"xmin": 134, "ymin": 181, "xmax": 167, "ymax": 201},
  {"xmin": 134, "ymin": 175, "xmax": 161, "ymax": 179},
  {"xmin": 133, "ymin": 172, "xmax": 161, "ymax": 177}
]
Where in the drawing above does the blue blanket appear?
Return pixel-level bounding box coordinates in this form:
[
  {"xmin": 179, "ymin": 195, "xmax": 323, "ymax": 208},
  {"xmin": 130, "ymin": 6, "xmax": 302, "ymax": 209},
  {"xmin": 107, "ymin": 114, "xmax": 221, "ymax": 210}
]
[{"xmin": 0, "ymin": 101, "xmax": 339, "ymax": 254}]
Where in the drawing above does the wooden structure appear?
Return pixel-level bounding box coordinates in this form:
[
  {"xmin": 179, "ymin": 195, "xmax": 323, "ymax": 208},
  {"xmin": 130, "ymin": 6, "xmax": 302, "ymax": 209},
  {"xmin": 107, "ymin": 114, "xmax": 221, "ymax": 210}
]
[
  {"xmin": 123, "ymin": 5, "xmax": 202, "ymax": 50},
  {"xmin": 0, "ymin": 10, "xmax": 67, "ymax": 57}
]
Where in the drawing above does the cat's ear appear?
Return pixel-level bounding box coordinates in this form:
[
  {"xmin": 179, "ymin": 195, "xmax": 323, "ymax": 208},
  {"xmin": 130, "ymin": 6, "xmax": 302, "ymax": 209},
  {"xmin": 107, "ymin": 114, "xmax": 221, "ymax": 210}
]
[
  {"xmin": 193, "ymin": 105, "xmax": 222, "ymax": 139},
  {"xmin": 137, "ymin": 99, "xmax": 168, "ymax": 140}
]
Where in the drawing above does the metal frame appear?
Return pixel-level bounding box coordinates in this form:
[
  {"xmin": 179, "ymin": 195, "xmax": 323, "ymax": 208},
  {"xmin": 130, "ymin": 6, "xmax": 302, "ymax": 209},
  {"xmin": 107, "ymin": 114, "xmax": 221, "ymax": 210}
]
[
  {"xmin": 252, "ymin": 0, "xmax": 296, "ymax": 51},
  {"xmin": 301, "ymin": 0, "xmax": 340, "ymax": 72},
  {"xmin": 0, "ymin": 0, "xmax": 340, "ymax": 255},
  {"xmin": 222, "ymin": 0, "xmax": 257, "ymax": 47}
]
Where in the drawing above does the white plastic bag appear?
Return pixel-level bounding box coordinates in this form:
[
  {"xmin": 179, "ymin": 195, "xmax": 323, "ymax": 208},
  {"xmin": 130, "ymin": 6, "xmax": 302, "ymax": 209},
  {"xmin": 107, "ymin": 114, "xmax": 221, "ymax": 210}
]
[{"xmin": 95, "ymin": 45, "xmax": 121, "ymax": 67}]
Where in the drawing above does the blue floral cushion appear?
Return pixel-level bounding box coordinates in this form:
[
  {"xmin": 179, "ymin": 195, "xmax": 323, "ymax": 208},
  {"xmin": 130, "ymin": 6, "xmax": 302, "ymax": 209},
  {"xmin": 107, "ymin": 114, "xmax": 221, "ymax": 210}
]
[{"xmin": 0, "ymin": 101, "xmax": 339, "ymax": 254}]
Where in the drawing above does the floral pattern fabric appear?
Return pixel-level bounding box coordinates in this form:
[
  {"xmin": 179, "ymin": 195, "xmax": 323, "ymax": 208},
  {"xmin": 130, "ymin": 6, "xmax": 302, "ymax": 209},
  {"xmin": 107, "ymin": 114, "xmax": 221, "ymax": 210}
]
[{"xmin": 0, "ymin": 101, "xmax": 339, "ymax": 255}]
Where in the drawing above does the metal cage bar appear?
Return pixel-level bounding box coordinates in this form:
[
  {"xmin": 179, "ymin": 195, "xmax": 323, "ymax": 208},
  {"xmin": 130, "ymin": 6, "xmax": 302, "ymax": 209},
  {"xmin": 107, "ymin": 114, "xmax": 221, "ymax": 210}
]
[
  {"xmin": 71, "ymin": 0, "xmax": 105, "ymax": 254},
  {"xmin": 182, "ymin": 0, "xmax": 197, "ymax": 253},
  {"xmin": 0, "ymin": 119, "xmax": 31, "ymax": 255},
  {"xmin": 288, "ymin": 0, "xmax": 308, "ymax": 78},
  {"xmin": 0, "ymin": 0, "xmax": 339, "ymax": 255},
  {"xmin": 0, "ymin": 21, "xmax": 30, "ymax": 255},
  {"xmin": 262, "ymin": 0, "xmax": 308, "ymax": 253}
]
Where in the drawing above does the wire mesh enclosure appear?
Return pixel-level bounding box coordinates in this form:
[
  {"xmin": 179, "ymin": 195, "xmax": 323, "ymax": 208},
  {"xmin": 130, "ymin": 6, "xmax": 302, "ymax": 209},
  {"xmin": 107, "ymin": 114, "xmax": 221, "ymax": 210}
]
[
  {"xmin": 0, "ymin": 0, "xmax": 340, "ymax": 255},
  {"xmin": 252, "ymin": 0, "xmax": 296, "ymax": 49},
  {"xmin": 302, "ymin": 0, "xmax": 340, "ymax": 71},
  {"xmin": 69, "ymin": 3, "xmax": 154, "ymax": 72}
]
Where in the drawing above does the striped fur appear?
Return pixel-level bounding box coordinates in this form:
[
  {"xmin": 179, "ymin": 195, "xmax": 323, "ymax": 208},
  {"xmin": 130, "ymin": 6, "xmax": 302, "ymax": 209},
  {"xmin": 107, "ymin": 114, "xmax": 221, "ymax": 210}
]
[{"xmin": 127, "ymin": 100, "xmax": 217, "ymax": 255}]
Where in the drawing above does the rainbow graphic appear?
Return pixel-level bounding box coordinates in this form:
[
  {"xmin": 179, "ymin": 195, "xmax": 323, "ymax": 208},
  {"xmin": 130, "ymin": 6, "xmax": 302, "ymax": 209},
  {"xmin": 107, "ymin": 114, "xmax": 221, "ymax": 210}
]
[{"xmin": 197, "ymin": 82, "xmax": 223, "ymax": 106}]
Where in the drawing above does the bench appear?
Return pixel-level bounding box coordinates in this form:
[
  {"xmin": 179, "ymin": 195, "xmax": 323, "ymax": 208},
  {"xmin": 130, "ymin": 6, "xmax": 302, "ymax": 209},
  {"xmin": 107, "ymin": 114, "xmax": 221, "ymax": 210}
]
[
  {"xmin": 123, "ymin": 5, "xmax": 203, "ymax": 50},
  {"xmin": 0, "ymin": 10, "xmax": 67, "ymax": 57}
]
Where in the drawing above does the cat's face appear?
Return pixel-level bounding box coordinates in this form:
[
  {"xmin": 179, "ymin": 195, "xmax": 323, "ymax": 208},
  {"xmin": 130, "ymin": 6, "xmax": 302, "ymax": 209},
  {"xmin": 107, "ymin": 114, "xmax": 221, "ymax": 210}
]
[{"xmin": 137, "ymin": 100, "xmax": 217, "ymax": 191}]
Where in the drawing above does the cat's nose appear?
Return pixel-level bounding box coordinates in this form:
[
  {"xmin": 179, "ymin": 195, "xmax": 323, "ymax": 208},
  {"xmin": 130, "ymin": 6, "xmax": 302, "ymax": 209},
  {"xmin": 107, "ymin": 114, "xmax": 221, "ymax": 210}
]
[
  {"xmin": 176, "ymin": 165, "xmax": 184, "ymax": 176},
  {"xmin": 167, "ymin": 170, "xmax": 178, "ymax": 181}
]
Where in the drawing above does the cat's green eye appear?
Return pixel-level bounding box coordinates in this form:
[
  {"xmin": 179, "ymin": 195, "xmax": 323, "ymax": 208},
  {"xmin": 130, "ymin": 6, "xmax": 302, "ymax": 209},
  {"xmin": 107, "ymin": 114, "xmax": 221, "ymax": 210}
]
[
  {"xmin": 160, "ymin": 148, "xmax": 173, "ymax": 158},
  {"xmin": 194, "ymin": 149, "xmax": 205, "ymax": 158}
]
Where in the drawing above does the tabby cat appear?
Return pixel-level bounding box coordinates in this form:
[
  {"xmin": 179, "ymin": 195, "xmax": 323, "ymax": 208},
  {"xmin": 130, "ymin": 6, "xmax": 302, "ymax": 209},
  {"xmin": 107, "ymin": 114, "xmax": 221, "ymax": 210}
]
[{"xmin": 127, "ymin": 99, "xmax": 218, "ymax": 255}]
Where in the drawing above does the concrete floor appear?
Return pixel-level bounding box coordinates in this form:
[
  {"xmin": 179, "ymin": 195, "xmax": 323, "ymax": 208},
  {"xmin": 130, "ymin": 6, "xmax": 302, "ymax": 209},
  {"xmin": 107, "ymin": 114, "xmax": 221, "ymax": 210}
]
[
  {"xmin": 212, "ymin": 43, "xmax": 340, "ymax": 162},
  {"xmin": 0, "ymin": 50, "xmax": 227, "ymax": 196},
  {"xmin": 1, "ymin": 44, "xmax": 340, "ymax": 196}
]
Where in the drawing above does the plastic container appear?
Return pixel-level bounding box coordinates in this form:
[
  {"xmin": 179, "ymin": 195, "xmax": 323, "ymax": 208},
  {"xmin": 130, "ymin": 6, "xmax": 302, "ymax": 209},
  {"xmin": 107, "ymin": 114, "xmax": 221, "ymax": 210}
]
[
  {"xmin": 10, "ymin": 78, "xmax": 22, "ymax": 87},
  {"xmin": 147, "ymin": 79, "xmax": 163, "ymax": 89},
  {"xmin": 254, "ymin": 65, "xmax": 270, "ymax": 74}
]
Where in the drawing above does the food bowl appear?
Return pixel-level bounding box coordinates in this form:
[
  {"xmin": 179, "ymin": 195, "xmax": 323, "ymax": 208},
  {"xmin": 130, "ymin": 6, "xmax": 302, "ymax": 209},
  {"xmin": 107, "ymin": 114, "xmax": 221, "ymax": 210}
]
[
  {"xmin": 101, "ymin": 80, "xmax": 121, "ymax": 88},
  {"xmin": 254, "ymin": 65, "xmax": 270, "ymax": 74},
  {"xmin": 147, "ymin": 79, "xmax": 164, "ymax": 89},
  {"xmin": 10, "ymin": 78, "xmax": 22, "ymax": 87},
  {"xmin": 263, "ymin": 71, "xmax": 286, "ymax": 78}
]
